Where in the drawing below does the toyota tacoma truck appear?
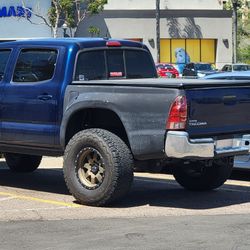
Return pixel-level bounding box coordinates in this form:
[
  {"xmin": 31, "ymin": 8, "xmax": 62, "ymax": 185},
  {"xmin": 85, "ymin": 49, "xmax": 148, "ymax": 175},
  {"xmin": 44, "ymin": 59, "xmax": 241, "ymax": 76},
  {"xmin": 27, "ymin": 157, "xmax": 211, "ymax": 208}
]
[{"xmin": 0, "ymin": 38, "xmax": 250, "ymax": 206}]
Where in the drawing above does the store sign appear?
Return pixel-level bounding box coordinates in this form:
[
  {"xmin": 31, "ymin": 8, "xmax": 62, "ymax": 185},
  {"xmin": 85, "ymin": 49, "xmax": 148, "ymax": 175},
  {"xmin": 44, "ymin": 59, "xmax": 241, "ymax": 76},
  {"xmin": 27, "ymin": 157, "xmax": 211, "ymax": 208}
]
[{"xmin": 0, "ymin": 6, "xmax": 32, "ymax": 18}]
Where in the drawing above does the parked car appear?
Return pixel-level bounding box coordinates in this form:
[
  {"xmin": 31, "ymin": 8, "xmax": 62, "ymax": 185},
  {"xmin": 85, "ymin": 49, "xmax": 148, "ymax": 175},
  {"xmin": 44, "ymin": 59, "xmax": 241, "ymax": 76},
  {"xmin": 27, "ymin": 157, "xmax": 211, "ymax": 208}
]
[
  {"xmin": 221, "ymin": 63, "xmax": 250, "ymax": 72},
  {"xmin": 182, "ymin": 62, "xmax": 217, "ymax": 78},
  {"xmin": 156, "ymin": 63, "xmax": 179, "ymax": 78},
  {"xmin": 203, "ymin": 71, "xmax": 250, "ymax": 80}
]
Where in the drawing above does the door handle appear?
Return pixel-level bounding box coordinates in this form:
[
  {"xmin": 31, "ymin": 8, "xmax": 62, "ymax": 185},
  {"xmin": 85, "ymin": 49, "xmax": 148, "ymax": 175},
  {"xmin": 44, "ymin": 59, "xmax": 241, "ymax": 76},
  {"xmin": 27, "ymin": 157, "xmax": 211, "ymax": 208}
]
[{"xmin": 37, "ymin": 94, "xmax": 53, "ymax": 101}]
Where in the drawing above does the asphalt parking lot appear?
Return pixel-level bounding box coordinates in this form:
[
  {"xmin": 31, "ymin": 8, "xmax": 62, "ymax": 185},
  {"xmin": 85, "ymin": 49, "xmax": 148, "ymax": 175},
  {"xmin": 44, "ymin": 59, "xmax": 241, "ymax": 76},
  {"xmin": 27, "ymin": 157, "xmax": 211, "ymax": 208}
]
[
  {"xmin": 1, "ymin": 157, "xmax": 250, "ymax": 249},
  {"xmin": 1, "ymin": 157, "xmax": 250, "ymax": 221}
]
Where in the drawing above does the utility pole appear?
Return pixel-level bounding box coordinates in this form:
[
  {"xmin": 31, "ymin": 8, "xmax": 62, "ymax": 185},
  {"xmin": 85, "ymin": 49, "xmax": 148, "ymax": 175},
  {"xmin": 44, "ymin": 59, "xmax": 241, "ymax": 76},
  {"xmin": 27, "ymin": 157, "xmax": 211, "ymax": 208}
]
[
  {"xmin": 232, "ymin": 0, "xmax": 238, "ymax": 63},
  {"xmin": 156, "ymin": 0, "xmax": 160, "ymax": 63}
]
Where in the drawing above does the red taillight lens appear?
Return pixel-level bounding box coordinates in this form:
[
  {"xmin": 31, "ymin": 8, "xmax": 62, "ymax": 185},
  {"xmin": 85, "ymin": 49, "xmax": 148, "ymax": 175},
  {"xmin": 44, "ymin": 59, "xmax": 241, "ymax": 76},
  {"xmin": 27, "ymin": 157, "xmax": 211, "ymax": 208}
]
[
  {"xmin": 106, "ymin": 41, "xmax": 121, "ymax": 47},
  {"xmin": 166, "ymin": 96, "xmax": 187, "ymax": 130}
]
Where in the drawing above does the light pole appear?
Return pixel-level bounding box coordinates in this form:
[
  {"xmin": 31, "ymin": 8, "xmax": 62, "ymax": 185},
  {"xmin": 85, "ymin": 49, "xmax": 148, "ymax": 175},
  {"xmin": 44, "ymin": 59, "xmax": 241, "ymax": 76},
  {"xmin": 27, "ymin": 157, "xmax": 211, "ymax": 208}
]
[
  {"xmin": 156, "ymin": 0, "xmax": 160, "ymax": 63},
  {"xmin": 62, "ymin": 22, "xmax": 68, "ymax": 38},
  {"xmin": 232, "ymin": 0, "xmax": 238, "ymax": 63}
]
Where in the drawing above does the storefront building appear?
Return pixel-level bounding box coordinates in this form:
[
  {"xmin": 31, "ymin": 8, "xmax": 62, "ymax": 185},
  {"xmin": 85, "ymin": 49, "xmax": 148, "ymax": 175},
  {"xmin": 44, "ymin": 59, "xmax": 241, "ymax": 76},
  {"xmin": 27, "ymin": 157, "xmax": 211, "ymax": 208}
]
[
  {"xmin": 76, "ymin": 0, "xmax": 233, "ymax": 70},
  {"xmin": 0, "ymin": 0, "xmax": 233, "ymax": 70},
  {"xmin": 0, "ymin": 0, "xmax": 52, "ymax": 41}
]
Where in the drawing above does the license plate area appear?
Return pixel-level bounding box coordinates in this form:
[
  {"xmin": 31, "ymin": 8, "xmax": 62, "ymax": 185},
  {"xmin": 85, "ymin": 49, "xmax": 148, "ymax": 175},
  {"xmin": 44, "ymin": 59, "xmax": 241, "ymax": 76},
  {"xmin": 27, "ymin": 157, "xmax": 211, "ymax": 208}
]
[{"xmin": 215, "ymin": 135, "xmax": 250, "ymax": 153}]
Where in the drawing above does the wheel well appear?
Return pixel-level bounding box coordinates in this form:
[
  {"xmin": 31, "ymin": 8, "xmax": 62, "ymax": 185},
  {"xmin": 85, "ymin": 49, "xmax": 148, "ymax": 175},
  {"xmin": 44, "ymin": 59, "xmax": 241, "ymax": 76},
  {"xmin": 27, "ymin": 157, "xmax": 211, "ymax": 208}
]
[{"xmin": 65, "ymin": 108, "xmax": 130, "ymax": 147}]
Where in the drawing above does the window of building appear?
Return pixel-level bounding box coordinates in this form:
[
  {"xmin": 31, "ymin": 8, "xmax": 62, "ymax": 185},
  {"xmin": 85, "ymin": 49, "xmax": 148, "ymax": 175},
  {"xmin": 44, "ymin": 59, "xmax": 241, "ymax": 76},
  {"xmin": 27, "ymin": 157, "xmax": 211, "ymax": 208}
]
[
  {"xmin": 0, "ymin": 49, "xmax": 11, "ymax": 81},
  {"xmin": 13, "ymin": 49, "xmax": 58, "ymax": 83},
  {"xmin": 160, "ymin": 39, "xmax": 217, "ymax": 64}
]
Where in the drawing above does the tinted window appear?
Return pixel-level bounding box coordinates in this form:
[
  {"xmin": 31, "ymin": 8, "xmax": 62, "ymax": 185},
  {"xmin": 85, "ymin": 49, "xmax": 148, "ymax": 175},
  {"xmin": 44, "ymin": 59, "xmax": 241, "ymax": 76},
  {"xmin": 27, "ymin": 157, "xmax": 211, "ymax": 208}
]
[
  {"xmin": 233, "ymin": 65, "xmax": 249, "ymax": 71},
  {"xmin": 156, "ymin": 64, "xmax": 174, "ymax": 70},
  {"xmin": 75, "ymin": 49, "xmax": 156, "ymax": 81},
  {"xmin": 125, "ymin": 50, "xmax": 156, "ymax": 78},
  {"xmin": 221, "ymin": 65, "xmax": 227, "ymax": 71},
  {"xmin": 107, "ymin": 50, "xmax": 124, "ymax": 77},
  {"xmin": 195, "ymin": 64, "xmax": 212, "ymax": 71},
  {"xmin": 0, "ymin": 49, "xmax": 11, "ymax": 81},
  {"xmin": 75, "ymin": 51, "xmax": 106, "ymax": 81},
  {"xmin": 13, "ymin": 49, "xmax": 57, "ymax": 82}
]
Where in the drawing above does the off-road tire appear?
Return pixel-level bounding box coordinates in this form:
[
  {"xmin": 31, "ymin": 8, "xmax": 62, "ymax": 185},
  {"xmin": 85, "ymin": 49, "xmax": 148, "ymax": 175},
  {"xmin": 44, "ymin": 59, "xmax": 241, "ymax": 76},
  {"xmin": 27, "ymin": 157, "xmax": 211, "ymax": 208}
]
[
  {"xmin": 4, "ymin": 153, "xmax": 42, "ymax": 173},
  {"xmin": 173, "ymin": 157, "xmax": 234, "ymax": 191},
  {"xmin": 63, "ymin": 129, "xmax": 134, "ymax": 206}
]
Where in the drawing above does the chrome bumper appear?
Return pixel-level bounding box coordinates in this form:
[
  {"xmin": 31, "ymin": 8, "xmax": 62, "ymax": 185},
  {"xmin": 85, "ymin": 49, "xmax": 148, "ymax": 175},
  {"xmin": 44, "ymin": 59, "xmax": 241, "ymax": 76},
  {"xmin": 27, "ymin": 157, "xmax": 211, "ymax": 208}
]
[{"xmin": 165, "ymin": 131, "xmax": 250, "ymax": 159}]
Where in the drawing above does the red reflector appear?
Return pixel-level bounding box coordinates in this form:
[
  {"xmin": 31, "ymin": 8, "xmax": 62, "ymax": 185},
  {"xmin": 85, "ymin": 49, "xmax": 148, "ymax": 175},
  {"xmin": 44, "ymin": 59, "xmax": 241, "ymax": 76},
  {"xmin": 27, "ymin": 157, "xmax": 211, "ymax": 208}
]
[
  {"xmin": 166, "ymin": 96, "xmax": 187, "ymax": 130},
  {"xmin": 106, "ymin": 41, "xmax": 121, "ymax": 47}
]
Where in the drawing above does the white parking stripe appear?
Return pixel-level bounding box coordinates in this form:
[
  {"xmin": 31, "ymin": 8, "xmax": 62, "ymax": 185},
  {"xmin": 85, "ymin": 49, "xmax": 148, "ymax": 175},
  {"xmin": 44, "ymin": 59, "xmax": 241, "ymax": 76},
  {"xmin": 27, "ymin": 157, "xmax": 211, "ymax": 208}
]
[
  {"xmin": 0, "ymin": 197, "xmax": 15, "ymax": 201},
  {"xmin": 134, "ymin": 177, "xmax": 250, "ymax": 193}
]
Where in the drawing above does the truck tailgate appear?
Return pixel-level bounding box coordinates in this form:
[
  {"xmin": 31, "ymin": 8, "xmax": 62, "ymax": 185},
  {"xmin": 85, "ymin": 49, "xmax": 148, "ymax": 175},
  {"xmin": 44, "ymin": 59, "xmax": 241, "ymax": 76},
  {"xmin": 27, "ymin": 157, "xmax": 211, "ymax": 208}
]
[{"xmin": 186, "ymin": 86, "xmax": 250, "ymax": 138}]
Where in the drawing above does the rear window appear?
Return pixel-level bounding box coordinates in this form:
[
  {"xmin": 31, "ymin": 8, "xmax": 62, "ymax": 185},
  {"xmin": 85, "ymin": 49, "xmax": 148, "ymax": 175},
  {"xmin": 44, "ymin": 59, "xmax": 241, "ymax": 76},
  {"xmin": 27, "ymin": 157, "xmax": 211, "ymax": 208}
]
[
  {"xmin": 75, "ymin": 51, "xmax": 106, "ymax": 81},
  {"xmin": 233, "ymin": 65, "xmax": 250, "ymax": 71},
  {"xmin": 75, "ymin": 49, "xmax": 156, "ymax": 81},
  {"xmin": 156, "ymin": 64, "xmax": 174, "ymax": 70},
  {"xmin": 195, "ymin": 64, "xmax": 212, "ymax": 71},
  {"xmin": 125, "ymin": 50, "xmax": 156, "ymax": 78},
  {"xmin": 107, "ymin": 50, "xmax": 125, "ymax": 78},
  {"xmin": 0, "ymin": 49, "xmax": 11, "ymax": 81}
]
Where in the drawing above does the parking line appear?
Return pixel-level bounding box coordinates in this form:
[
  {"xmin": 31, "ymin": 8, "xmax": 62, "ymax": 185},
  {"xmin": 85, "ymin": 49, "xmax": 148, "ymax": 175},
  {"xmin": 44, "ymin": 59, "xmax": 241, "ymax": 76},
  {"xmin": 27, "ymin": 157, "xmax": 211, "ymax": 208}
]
[
  {"xmin": 0, "ymin": 191, "xmax": 81, "ymax": 208},
  {"xmin": 135, "ymin": 177, "xmax": 250, "ymax": 193},
  {"xmin": 0, "ymin": 196, "xmax": 15, "ymax": 201}
]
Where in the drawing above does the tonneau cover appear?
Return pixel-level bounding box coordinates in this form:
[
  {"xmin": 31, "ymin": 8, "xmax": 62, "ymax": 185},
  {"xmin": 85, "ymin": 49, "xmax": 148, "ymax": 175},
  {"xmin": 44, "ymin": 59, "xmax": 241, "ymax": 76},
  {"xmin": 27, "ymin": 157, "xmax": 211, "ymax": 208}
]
[{"xmin": 72, "ymin": 78, "xmax": 250, "ymax": 89}]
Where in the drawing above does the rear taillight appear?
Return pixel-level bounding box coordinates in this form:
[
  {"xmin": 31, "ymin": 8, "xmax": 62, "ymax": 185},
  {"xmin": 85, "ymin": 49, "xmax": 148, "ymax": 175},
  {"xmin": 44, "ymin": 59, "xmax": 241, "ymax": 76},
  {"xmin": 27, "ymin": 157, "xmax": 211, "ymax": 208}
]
[{"xmin": 166, "ymin": 96, "xmax": 187, "ymax": 130}]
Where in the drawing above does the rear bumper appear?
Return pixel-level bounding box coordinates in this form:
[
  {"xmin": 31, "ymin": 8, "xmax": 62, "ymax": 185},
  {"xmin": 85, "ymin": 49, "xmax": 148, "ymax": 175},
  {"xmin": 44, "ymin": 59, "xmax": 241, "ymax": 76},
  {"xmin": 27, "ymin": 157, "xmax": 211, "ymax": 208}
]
[{"xmin": 165, "ymin": 131, "xmax": 250, "ymax": 159}]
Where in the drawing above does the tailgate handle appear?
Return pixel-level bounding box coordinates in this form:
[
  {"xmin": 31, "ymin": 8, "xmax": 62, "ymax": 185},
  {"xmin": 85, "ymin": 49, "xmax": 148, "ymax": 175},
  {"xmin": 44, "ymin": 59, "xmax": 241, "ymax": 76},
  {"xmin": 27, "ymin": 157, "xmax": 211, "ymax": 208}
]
[
  {"xmin": 223, "ymin": 95, "xmax": 237, "ymax": 105},
  {"xmin": 37, "ymin": 94, "xmax": 53, "ymax": 101}
]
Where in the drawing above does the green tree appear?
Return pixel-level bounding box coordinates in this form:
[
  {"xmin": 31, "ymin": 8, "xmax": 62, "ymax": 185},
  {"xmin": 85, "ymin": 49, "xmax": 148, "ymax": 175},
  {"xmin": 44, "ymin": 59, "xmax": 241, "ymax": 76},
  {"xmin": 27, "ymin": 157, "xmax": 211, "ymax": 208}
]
[
  {"xmin": 88, "ymin": 25, "xmax": 100, "ymax": 37},
  {"xmin": 223, "ymin": 0, "xmax": 250, "ymax": 63},
  {"xmin": 23, "ymin": 0, "xmax": 107, "ymax": 38}
]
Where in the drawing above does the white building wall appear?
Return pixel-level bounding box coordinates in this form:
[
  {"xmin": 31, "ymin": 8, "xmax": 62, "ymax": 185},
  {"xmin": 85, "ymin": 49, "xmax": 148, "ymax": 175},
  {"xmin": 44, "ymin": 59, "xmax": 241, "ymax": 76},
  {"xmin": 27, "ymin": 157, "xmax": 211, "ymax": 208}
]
[
  {"xmin": 105, "ymin": 0, "xmax": 223, "ymax": 10},
  {"xmin": 103, "ymin": 17, "xmax": 232, "ymax": 68},
  {"xmin": 0, "ymin": 0, "xmax": 51, "ymax": 39}
]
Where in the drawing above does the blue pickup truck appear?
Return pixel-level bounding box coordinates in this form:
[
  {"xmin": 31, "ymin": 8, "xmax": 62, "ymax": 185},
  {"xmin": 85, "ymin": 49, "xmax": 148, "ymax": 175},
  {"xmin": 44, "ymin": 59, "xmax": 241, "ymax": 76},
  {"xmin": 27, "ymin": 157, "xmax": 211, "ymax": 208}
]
[{"xmin": 0, "ymin": 38, "xmax": 250, "ymax": 206}]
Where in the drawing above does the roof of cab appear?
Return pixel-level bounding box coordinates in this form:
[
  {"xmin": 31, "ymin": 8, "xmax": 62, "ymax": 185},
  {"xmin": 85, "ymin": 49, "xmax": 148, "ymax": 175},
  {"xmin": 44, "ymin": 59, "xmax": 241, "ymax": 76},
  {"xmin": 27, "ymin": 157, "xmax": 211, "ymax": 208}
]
[{"xmin": 0, "ymin": 38, "xmax": 145, "ymax": 50}]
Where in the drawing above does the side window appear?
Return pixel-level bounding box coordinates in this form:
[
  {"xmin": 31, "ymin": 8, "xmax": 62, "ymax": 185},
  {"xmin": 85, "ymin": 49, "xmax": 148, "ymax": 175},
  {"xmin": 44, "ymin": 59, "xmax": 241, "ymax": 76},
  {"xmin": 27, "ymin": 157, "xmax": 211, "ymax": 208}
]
[
  {"xmin": 13, "ymin": 49, "xmax": 57, "ymax": 83},
  {"xmin": 75, "ymin": 50, "xmax": 106, "ymax": 81},
  {"xmin": 0, "ymin": 49, "xmax": 11, "ymax": 81}
]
